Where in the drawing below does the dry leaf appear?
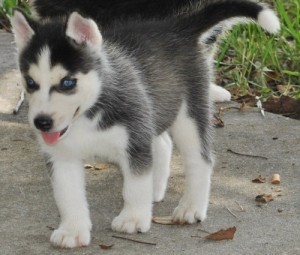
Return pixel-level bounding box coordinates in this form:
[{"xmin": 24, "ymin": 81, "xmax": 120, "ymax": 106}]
[
  {"xmin": 205, "ymin": 227, "xmax": 236, "ymax": 241},
  {"xmin": 252, "ymin": 175, "xmax": 266, "ymax": 183},
  {"xmin": 276, "ymin": 85, "xmax": 295, "ymax": 94},
  {"xmin": 213, "ymin": 114, "xmax": 224, "ymax": 128},
  {"xmin": 235, "ymin": 94, "xmax": 257, "ymax": 107},
  {"xmin": 99, "ymin": 244, "xmax": 114, "ymax": 250},
  {"xmin": 262, "ymin": 95, "xmax": 300, "ymax": 117},
  {"xmin": 152, "ymin": 216, "xmax": 177, "ymax": 225},
  {"xmin": 239, "ymin": 102, "xmax": 249, "ymax": 111},
  {"xmin": 255, "ymin": 194, "xmax": 274, "ymax": 203},
  {"xmin": 94, "ymin": 163, "xmax": 111, "ymax": 170},
  {"xmin": 263, "ymin": 69, "xmax": 280, "ymax": 83},
  {"xmin": 46, "ymin": 225, "xmax": 55, "ymax": 231},
  {"xmin": 84, "ymin": 163, "xmax": 111, "ymax": 171}
]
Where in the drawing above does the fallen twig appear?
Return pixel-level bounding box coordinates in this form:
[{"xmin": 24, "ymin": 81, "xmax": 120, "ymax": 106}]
[
  {"xmin": 13, "ymin": 89, "xmax": 25, "ymax": 114},
  {"xmin": 225, "ymin": 207, "xmax": 238, "ymax": 218},
  {"xmin": 227, "ymin": 149, "xmax": 268, "ymax": 160},
  {"xmin": 235, "ymin": 201, "xmax": 245, "ymax": 212},
  {"xmin": 112, "ymin": 235, "xmax": 156, "ymax": 246},
  {"xmin": 197, "ymin": 228, "xmax": 211, "ymax": 234}
]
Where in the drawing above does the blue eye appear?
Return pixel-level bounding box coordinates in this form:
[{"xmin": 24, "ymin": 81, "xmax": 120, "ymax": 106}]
[
  {"xmin": 25, "ymin": 77, "xmax": 38, "ymax": 91},
  {"xmin": 60, "ymin": 78, "xmax": 77, "ymax": 91}
]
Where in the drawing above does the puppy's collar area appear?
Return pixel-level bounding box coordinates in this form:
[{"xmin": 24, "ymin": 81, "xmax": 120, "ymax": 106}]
[{"xmin": 41, "ymin": 126, "xmax": 69, "ymax": 145}]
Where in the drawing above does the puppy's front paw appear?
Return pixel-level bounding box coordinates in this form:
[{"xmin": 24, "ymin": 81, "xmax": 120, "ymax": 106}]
[
  {"xmin": 112, "ymin": 209, "xmax": 151, "ymax": 234},
  {"xmin": 172, "ymin": 199, "xmax": 207, "ymax": 224},
  {"xmin": 50, "ymin": 222, "xmax": 92, "ymax": 248}
]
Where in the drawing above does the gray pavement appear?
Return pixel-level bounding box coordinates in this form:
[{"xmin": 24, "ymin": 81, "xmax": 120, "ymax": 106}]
[{"xmin": 1, "ymin": 30, "xmax": 300, "ymax": 255}]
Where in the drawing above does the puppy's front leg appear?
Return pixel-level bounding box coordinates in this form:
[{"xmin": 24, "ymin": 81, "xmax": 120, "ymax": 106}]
[
  {"xmin": 49, "ymin": 159, "xmax": 92, "ymax": 248},
  {"xmin": 112, "ymin": 166, "xmax": 153, "ymax": 234}
]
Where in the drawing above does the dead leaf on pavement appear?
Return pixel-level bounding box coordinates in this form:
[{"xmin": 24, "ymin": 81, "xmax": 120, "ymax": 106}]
[
  {"xmin": 213, "ymin": 114, "xmax": 224, "ymax": 128},
  {"xmin": 46, "ymin": 225, "xmax": 55, "ymax": 231},
  {"xmin": 255, "ymin": 194, "xmax": 274, "ymax": 203},
  {"xmin": 99, "ymin": 244, "xmax": 114, "ymax": 250},
  {"xmin": 239, "ymin": 101, "xmax": 249, "ymax": 111},
  {"xmin": 252, "ymin": 175, "xmax": 266, "ymax": 183},
  {"xmin": 213, "ymin": 107, "xmax": 225, "ymax": 128},
  {"xmin": 94, "ymin": 163, "xmax": 111, "ymax": 170},
  {"xmin": 84, "ymin": 163, "xmax": 111, "ymax": 171},
  {"xmin": 152, "ymin": 216, "xmax": 177, "ymax": 225},
  {"xmin": 205, "ymin": 226, "xmax": 237, "ymax": 241},
  {"xmin": 262, "ymin": 95, "xmax": 300, "ymax": 118},
  {"xmin": 234, "ymin": 93, "xmax": 257, "ymax": 107}
]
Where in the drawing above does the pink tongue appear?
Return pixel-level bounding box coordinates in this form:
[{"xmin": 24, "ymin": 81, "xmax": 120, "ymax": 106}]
[{"xmin": 41, "ymin": 131, "xmax": 60, "ymax": 145}]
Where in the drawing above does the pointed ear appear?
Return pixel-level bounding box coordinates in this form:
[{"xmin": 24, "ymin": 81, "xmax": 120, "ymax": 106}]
[
  {"xmin": 10, "ymin": 10, "xmax": 35, "ymax": 51},
  {"xmin": 66, "ymin": 12, "xmax": 102, "ymax": 48}
]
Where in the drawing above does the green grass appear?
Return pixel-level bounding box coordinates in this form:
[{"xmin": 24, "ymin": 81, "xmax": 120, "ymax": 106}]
[{"xmin": 216, "ymin": 0, "xmax": 300, "ymax": 100}]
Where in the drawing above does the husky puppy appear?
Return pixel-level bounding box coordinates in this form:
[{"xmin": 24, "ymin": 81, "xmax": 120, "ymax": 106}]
[
  {"xmin": 30, "ymin": 0, "xmax": 232, "ymax": 102},
  {"xmin": 11, "ymin": 0, "xmax": 279, "ymax": 248}
]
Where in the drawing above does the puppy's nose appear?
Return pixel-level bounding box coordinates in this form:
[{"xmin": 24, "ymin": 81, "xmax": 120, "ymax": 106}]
[{"xmin": 34, "ymin": 115, "xmax": 53, "ymax": 131}]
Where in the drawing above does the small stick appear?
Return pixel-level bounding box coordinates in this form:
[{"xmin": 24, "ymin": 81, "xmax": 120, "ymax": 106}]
[
  {"xmin": 13, "ymin": 89, "xmax": 25, "ymax": 114},
  {"xmin": 198, "ymin": 228, "xmax": 211, "ymax": 234},
  {"xmin": 112, "ymin": 235, "xmax": 156, "ymax": 246},
  {"xmin": 235, "ymin": 201, "xmax": 245, "ymax": 212},
  {"xmin": 227, "ymin": 149, "xmax": 268, "ymax": 160},
  {"xmin": 225, "ymin": 207, "xmax": 238, "ymax": 218}
]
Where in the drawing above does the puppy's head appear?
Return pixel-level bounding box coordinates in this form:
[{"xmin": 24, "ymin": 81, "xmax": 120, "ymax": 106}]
[{"xmin": 11, "ymin": 11, "xmax": 103, "ymax": 145}]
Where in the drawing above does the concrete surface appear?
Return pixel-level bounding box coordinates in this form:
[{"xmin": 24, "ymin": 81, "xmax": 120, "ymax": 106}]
[{"xmin": 1, "ymin": 30, "xmax": 300, "ymax": 255}]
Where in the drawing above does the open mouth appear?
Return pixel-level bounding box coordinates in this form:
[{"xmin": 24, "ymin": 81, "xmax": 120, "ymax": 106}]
[
  {"xmin": 41, "ymin": 126, "xmax": 69, "ymax": 145},
  {"xmin": 40, "ymin": 107, "xmax": 79, "ymax": 145}
]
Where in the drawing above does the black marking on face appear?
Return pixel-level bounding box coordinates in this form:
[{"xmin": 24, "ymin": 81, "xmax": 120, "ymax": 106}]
[
  {"xmin": 19, "ymin": 18, "xmax": 98, "ymax": 76},
  {"xmin": 73, "ymin": 106, "xmax": 80, "ymax": 118}
]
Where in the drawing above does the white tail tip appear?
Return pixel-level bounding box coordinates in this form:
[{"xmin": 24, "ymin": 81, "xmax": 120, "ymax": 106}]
[{"xmin": 258, "ymin": 9, "xmax": 280, "ymax": 34}]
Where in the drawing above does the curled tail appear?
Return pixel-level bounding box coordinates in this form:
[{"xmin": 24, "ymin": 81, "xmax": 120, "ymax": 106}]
[{"xmin": 176, "ymin": 0, "xmax": 280, "ymax": 37}]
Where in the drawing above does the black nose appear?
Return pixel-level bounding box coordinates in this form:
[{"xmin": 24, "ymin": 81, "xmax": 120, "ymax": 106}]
[{"xmin": 34, "ymin": 115, "xmax": 53, "ymax": 131}]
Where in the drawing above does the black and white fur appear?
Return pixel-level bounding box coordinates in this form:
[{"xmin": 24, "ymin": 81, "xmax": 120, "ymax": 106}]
[
  {"xmin": 30, "ymin": 0, "xmax": 233, "ymax": 102},
  {"xmin": 11, "ymin": 0, "xmax": 279, "ymax": 248}
]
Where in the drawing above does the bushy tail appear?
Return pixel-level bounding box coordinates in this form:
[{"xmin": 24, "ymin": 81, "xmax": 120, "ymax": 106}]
[{"xmin": 176, "ymin": 0, "xmax": 280, "ymax": 37}]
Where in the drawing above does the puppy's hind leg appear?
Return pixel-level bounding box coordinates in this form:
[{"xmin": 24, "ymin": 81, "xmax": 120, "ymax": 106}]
[
  {"xmin": 210, "ymin": 82, "xmax": 231, "ymax": 102},
  {"xmin": 170, "ymin": 102, "xmax": 214, "ymax": 224},
  {"xmin": 152, "ymin": 132, "xmax": 173, "ymax": 202}
]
